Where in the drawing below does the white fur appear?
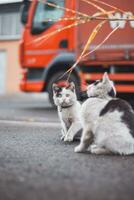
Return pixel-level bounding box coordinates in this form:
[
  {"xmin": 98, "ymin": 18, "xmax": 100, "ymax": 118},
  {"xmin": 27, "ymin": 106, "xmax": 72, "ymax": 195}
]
[
  {"xmin": 75, "ymin": 73, "xmax": 134, "ymax": 155},
  {"xmin": 53, "ymin": 83, "xmax": 82, "ymax": 142},
  {"xmin": 58, "ymin": 102, "xmax": 82, "ymax": 142}
]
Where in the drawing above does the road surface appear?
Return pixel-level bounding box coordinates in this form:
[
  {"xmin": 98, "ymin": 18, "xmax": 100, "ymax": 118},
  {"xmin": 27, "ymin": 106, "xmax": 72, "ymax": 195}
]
[{"xmin": 0, "ymin": 93, "xmax": 134, "ymax": 200}]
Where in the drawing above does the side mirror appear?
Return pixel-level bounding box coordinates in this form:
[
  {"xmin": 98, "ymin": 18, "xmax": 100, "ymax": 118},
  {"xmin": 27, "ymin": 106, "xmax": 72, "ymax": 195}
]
[{"xmin": 20, "ymin": 1, "xmax": 31, "ymax": 25}]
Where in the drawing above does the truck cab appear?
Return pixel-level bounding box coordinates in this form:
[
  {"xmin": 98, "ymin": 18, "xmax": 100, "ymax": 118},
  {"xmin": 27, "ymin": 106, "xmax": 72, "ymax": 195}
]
[
  {"xmin": 20, "ymin": 0, "xmax": 81, "ymax": 104},
  {"xmin": 20, "ymin": 0, "xmax": 134, "ymax": 105}
]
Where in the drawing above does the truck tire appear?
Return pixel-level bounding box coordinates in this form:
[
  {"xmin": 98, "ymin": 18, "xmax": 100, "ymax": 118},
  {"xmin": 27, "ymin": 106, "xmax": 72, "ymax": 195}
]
[{"xmin": 47, "ymin": 71, "xmax": 80, "ymax": 106}]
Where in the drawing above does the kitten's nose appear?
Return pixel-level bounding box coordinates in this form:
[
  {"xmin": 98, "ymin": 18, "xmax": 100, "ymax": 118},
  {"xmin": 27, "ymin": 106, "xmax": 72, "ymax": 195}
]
[
  {"xmin": 62, "ymin": 99, "xmax": 65, "ymax": 102},
  {"xmin": 62, "ymin": 99, "xmax": 66, "ymax": 104}
]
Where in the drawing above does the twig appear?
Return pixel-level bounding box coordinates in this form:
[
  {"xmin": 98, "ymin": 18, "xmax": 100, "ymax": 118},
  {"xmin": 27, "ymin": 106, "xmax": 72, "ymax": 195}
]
[
  {"xmin": 61, "ymin": 20, "xmax": 106, "ymax": 80},
  {"xmin": 81, "ymin": 25, "xmax": 120, "ymax": 60},
  {"xmin": 39, "ymin": 0, "xmax": 89, "ymax": 18},
  {"xmin": 91, "ymin": 0, "xmax": 134, "ymax": 19},
  {"xmin": 81, "ymin": 0, "xmax": 106, "ymax": 13},
  {"xmin": 30, "ymin": 19, "xmax": 90, "ymax": 46}
]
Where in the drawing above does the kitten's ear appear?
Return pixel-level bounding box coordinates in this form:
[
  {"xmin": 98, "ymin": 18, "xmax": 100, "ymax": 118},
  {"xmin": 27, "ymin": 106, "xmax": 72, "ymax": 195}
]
[
  {"xmin": 52, "ymin": 83, "xmax": 60, "ymax": 93},
  {"xmin": 102, "ymin": 72, "xmax": 110, "ymax": 83},
  {"xmin": 67, "ymin": 82, "xmax": 75, "ymax": 92}
]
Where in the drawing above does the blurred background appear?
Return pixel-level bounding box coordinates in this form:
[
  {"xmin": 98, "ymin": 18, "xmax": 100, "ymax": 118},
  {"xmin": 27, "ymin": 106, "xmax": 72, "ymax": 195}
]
[
  {"xmin": 0, "ymin": 0, "xmax": 23, "ymax": 94},
  {"xmin": 0, "ymin": 1, "xmax": 134, "ymax": 200}
]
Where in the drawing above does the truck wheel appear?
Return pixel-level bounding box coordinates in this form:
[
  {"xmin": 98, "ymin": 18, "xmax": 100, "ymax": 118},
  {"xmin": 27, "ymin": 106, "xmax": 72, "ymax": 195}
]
[{"xmin": 47, "ymin": 71, "xmax": 80, "ymax": 106}]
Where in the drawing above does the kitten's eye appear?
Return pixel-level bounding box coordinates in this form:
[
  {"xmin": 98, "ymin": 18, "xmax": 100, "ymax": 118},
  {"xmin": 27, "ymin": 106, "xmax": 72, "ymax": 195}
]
[
  {"xmin": 66, "ymin": 94, "xmax": 70, "ymax": 97},
  {"xmin": 57, "ymin": 94, "xmax": 62, "ymax": 98}
]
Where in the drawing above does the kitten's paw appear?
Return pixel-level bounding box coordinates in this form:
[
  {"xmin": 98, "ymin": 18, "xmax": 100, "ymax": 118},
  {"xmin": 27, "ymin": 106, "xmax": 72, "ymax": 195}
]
[
  {"xmin": 74, "ymin": 145, "xmax": 85, "ymax": 153},
  {"xmin": 90, "ymin": 146, "xmax": 110, "ymax": 155},
  {"xmin": 60, "ymin": 135, "xmax": 65, "ymax": 141},
  {"xmin": 90, "ymin": 148, "xmax": 104, "ymax": 155},
  {"xmin": 64, "ymin": 135, "xmax": 74, "ymax": 142},
  {"xmin": 90, "ymin": 144, "xmax": 97, "ymax": 150}
]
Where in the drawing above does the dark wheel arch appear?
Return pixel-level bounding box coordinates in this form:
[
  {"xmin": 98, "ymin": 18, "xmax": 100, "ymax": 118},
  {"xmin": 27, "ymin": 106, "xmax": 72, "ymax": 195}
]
[{"xmin": 42, "ymin": 52, "xmax": 80, "ymax": 90}]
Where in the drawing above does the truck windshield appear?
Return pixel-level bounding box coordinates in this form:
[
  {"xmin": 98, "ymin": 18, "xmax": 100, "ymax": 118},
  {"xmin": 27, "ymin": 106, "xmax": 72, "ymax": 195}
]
[{"xmin": 32, "ymin": 0, "xmax": 64, "ymax": 34}]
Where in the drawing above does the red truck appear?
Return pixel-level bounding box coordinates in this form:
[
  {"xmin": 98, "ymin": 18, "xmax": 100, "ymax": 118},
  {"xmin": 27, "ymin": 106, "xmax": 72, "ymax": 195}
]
[{"xmin": 20, "ymin": 0, "xmax": 134, "ymax": 104}]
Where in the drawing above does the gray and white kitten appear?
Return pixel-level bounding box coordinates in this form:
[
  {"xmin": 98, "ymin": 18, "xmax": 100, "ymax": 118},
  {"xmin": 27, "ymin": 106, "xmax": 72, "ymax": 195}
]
[
  {"xmin": 75, "ymin": 72, "xmax": 134, "ymax": 155},
  {"xmin": 53, "ymin": 82, "xmax": 82, "ymax": 142}
]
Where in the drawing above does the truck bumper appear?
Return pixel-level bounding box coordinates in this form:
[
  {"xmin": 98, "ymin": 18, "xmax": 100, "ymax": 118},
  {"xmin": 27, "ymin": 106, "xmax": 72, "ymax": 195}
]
[
  {"xmin": 20, "ymin": 81, "xmax": 44, "ymax": 92},
  {"xmin": 83, "ymin": 73, "xmax": 134, "ymax": 93}
]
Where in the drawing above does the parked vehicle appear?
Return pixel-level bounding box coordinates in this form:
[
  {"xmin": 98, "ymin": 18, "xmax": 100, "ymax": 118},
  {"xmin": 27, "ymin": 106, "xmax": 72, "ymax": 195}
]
[{"xmin": 19, "ymin": 0, "xmax": 134, "ymax": 105}]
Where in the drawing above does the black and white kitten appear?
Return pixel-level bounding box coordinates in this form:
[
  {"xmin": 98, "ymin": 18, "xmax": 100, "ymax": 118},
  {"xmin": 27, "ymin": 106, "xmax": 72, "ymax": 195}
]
[
  {"xmin": 75, "ymin": 72, "xmax": 134, "ymax": 155},
  {"xmin": 53, "ymin": 82, "xmax": 82, "ymax": 142}
]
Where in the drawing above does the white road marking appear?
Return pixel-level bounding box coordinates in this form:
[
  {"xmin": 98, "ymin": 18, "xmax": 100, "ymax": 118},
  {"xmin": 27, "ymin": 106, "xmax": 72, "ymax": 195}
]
[{"xmin": 0, "ymin": 120, "xmax": 60, "ymax": 128}]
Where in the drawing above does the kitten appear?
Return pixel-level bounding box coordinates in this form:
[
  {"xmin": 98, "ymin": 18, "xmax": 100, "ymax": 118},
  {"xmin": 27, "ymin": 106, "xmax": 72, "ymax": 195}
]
[
  {"xmin": 75, "ymin": 72, "xmax": 134, "ymax": 155},
  {"xmin": 53, "ymin": 82, "xmax": 82, "ymax": 142}
]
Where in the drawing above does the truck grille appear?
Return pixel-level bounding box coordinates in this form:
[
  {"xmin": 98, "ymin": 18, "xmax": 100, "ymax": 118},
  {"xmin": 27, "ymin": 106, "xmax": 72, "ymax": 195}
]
[{"xmin": 27, "ymin": 68, "xmax": 45, "ymax": 80}]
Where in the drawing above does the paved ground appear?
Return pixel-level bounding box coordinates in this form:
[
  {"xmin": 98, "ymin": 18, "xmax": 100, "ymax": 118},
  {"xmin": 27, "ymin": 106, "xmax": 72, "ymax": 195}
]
[{"xmin": 0, "ymin": 93, "xmax": 134, "ymax": 200}]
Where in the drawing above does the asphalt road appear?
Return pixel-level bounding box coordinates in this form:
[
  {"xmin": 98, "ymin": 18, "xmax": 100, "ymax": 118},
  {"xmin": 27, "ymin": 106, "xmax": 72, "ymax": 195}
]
[{"xmin": 0, "ymin": 93, "xmax": 134, "ymax": 200}]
